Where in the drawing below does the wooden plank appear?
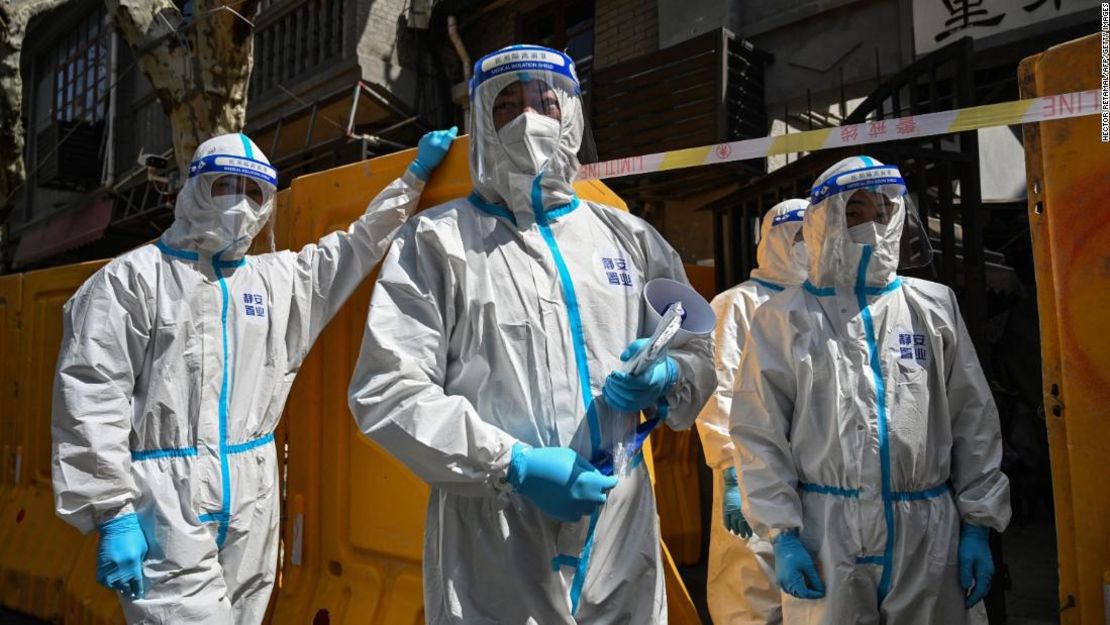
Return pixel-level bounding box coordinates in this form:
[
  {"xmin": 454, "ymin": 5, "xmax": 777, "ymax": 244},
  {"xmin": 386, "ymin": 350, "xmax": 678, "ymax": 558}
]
[
  {"xmin": 593, "ymin": 52, "xmax": 716, "ymax": 98},
  {"xmin": 592, "ymin": 65, "xmax": 715, "ymax": 109},
  {"xmin": 595, "ymin": 105, "xmax": 716, "ymax": 143},
  {"xmin": 593, "ymin": 85, "xmax": 716, "ymax": 127},
  {"xmin": 593, "ymin": 31, "xmax": 720, "ymax": 83}
]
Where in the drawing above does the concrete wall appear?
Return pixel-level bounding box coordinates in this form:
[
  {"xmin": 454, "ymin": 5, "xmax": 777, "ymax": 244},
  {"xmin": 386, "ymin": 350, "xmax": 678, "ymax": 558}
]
[
  {"xmin": 657, "ymin": 0, "xmax": 739, "ymax": 49},
  {"xmin": 737, "ymin": 0, "xmax": 915, "ymax": 112}
]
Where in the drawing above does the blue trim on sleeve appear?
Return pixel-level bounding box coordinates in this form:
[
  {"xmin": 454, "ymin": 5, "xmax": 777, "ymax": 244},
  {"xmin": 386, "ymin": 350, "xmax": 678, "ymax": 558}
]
[
  {"xmin": 752, "ymin": 278, "xmax": 786, "ymax": 292},
  {"xmin": 131, "ymin": 446, "xmax": 198, "ymax": 461}
]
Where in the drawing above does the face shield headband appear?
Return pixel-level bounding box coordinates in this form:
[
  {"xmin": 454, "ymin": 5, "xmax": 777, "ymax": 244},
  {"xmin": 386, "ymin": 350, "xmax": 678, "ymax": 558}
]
[
  {"xmin": 809, "ymin": 165, "xmax": 907, "ymax": 205},
  {"xmin": 771, "ymin": 207, "xmax": 806, "ymax": 226},
  {"xmin": 469, "ymin": 46, "xmax": 581, "ymax": 100},
  {"xmin": 189, "ymin": 154, "xmax": 278, "ymax": 189}
]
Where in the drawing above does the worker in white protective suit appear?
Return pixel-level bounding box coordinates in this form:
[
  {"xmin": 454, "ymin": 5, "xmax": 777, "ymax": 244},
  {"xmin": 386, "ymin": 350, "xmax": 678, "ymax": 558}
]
[
  {"xmin": 696, "ymin": 198, "xmax": 808, "ymax": 625},
  {"xmin": 729, "ymin": 156, "xmax": 1011, "ymax": 625},
  {"xmin": 52, "ymin": 127, "xmax": 457, "ymax": 624},
  {"xmin": 348, "ymin": 44, "xmax": 715, "ymax": 625}
]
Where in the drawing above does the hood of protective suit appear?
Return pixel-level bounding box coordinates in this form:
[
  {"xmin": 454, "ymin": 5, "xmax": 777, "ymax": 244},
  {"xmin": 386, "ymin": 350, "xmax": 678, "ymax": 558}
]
[
  {"xmin": 162, "ymin": 133, "xmax": 277, "ymax": 258},
  {"xmin": 750, "ymin": 198, "xmax": 808, "ymax": 286},
  {"xmin": 468, "ymin": 46, "xmax": 584, "ymax": 224},
  {"xmin": 804, "ymin": 156, "xmax": 905, "ymax": 289}
]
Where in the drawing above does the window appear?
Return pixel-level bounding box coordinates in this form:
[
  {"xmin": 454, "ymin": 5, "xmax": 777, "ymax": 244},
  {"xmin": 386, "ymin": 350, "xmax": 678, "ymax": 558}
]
[
  {"xmin": 251, "ymin": 0, "xmax": 347, "ymax": 97},
  {"xmin": 520, "ymin": 0, "xmax": 594, "ymax": 94},
  {"xmin": 52, "ymin": 7, "xmax": 109, "ymax": 124}
]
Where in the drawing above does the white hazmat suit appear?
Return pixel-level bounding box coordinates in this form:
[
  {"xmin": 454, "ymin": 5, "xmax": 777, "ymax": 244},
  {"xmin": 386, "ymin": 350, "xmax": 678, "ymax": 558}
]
[
  {"xmin": 52, "ymin": 133, "xmax": 426, "ymax": 624},
  {"xmin": 696, "ymin": 198, "xmax": 808, "ymax": 624},
  {"xmin": 348, "ymin": 45, "xmax": 715, "ymax": 624},
  {"xmin": 730, "ymin": 156, "xmax": 1010, "ymax": 625}
]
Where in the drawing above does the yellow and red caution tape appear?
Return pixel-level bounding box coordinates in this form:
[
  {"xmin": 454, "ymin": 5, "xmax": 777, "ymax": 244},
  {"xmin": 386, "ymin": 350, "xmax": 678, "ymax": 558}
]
[{"xmin": 577, "ymin": 89, "xmax": 1104, "ymax": 181}]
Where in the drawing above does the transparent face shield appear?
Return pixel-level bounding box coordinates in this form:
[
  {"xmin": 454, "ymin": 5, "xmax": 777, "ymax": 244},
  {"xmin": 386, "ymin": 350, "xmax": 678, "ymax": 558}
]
[
  {"xmin": 811, "ymin": 165, "xmax": 934, "ymax": 270},
  {"xmin": 209, "ymin": 175, "xmax": 278, "ymax": 253},
  {"xmin": 187, "ymin": 154, "xmax": 278, "ymax": 253},
  {"xmin": 469, "ymin": 46, "xmax": 594, "ymax": 194}
]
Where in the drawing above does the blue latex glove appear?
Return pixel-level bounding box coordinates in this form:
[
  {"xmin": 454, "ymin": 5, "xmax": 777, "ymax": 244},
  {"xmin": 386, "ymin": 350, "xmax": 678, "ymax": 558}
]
[
  {"xmin": 722, "ymin": 466, "xmax": 752, "ymax": 538},
  {"xmin": 506, "ymin": 443, "xmax": 618, "ymax": 522},
  {"xmin": 773, "ymin": 530, "xmax": 825, "ymax": 599},
  {"xmin": 96, "ymin": 513, "xmax": 148, "ymax": 599},
  {"xmin": 408, "ymin": 126, "xmax": 458, "ymax": 180},
  {"xmin": 958, "ymin": 523, "xmax": 994, "ymax": 608},
  {"xmin": 602, "ymin": 338, "xmax": 679, "ymax": 412}
]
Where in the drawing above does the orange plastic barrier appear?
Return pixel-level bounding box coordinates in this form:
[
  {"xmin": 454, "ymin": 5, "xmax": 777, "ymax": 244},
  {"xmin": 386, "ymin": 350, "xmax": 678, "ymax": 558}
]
[
  {"xmin": 1020, "ymin": 33, "xmax": 1110, "ymax": 625},
  {"xmin": 269, "ymin": 138, "xmax": 703, "ymax": 624},
  {"xmin": 0, "ymin": 260, "xmax": 105, "ymax": 621},
  {"xmin": 0, "ymin": 274, "xmax": 21, "ymax": 500}
]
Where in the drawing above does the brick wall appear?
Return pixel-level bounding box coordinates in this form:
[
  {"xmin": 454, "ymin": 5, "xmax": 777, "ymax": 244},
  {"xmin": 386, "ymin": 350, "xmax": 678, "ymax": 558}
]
[{"xmin": 594, "ymin": 0, "xmax": 658, "ymax": 69}]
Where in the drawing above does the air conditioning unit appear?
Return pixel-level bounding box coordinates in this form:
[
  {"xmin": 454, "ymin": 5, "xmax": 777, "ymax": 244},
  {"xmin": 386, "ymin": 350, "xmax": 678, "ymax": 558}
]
[{"xmin": 36, "ymin": 119, "xmax": 104, "ymax": 190}]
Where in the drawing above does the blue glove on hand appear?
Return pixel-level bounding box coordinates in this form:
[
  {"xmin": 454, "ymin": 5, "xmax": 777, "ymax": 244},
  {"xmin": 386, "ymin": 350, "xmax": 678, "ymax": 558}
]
[
  {"xmin": 773, "ymin": 530, "xmax": 825, "ymax": 599},
  {"xmin": 602, "ymin": 338, "xmax": 679, "ymax": 412},
  {"xmin": 96, "ymin": 513, "xmax": 148, "ymax": 599},
  {"xmin": 506, "ymin": 443, "xmax": 618, "ymax": 522},
  {"xmin": 958, "ymin": 523, "xmax": 994, "ymax": 608},
  {"xmin": 722, "ymin": 466, "xmax": 752, "ymax": 539},
  {"xmin": 408, "ymin": 126, "xmax": 458, "ymax": 180}
]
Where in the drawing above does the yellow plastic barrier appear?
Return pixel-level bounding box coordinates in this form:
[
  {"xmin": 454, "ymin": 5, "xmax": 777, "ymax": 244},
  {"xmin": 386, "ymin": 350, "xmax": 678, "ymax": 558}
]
[
  {"xmin": 269, "ymin": 137, "xmax": 702, "ymax": 624},
  {"xmin": 60, "ymin": 534, "xmax": 127, "ymax": 625},
  {"xmin": 0, "ymin": 260, "xmax": 105, "ymax": 620},
  {"xmin": 1020, "ymin": 33, "xmax": 1110, "ymax": 625},
  {"xmin": 0, "ymin": 274, "xmax": 21, "ymax": 500}
]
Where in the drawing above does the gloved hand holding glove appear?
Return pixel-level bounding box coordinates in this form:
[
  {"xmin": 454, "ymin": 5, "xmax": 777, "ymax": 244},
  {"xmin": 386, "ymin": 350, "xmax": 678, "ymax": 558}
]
[
  {"xmin": 507, "ymin": 443, "xmax": 618, "ymax": 522},
  {"xmin": 96, "ymin": 513, "xmax": 148, "ymax": 599},
  {"xmin": 722, "ymin": 466, "xmax": 752, "ymax": 538},
  {"xmin": 773, "ymin": 530, "xmax": 825, "ymax": 599},
  {"xmin": 602, "ymin": 338, "xmax": 678, "ymax": 412},
  {"xmin": 958, "ymin": 523, "xmax": 994, "ymax": 608},
  {"xmin": 408, "ymin": 126, "xmax": 459, "ymax": 181}
]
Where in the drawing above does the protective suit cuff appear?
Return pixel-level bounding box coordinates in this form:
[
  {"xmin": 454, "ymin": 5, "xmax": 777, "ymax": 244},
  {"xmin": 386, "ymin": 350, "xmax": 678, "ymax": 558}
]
[
  {"xmin": 94, "ymin": 502, "xmax": 136, "ymax": 529},
  {"xmin": 768, "ymin": 526, "xmax": 800, "ymax": 544},
  {"xmin": 491, "ymin": 440, "xmax": 520, "ymax": 495},
  {"xmin": 401, "ymin": 167, "xmax": 428, "ymax": 190}
]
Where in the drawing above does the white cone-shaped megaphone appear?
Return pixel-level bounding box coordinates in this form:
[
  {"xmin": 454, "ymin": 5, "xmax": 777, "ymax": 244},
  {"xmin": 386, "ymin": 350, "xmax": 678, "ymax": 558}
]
[{"xmin": 642, "ymin": 278, "xmax": 715, "ymax": 347}]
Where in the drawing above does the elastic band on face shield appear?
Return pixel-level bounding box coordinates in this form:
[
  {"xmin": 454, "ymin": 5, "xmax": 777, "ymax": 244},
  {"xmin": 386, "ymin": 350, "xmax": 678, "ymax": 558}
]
[
  {"xmin": 189, "ymin": 154, "xmax": 278, "ymax": 188},
  {"xmin": 470, "ymin": 45, "xmax": 580, "ymax": 99},
  {"xmin": 771, "ymin": 208, "xmax": 806, "ymax": 226},
  {"xmin": 809, "ymin": 166, "xmax": 906, "ymax": 204}
]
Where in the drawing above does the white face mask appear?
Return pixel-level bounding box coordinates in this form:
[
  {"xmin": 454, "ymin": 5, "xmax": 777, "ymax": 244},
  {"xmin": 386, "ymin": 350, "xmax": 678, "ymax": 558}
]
[
  {"xmin": 196, "ymin": 194, "xmax": 264, "ymax": 253},
  {"xmin": 847, "ymin": 221, "xmax": 886, "ymax": 246},
  {"xmin": 497, "ymin": 111, "xmax": 561, "ymax": 175}
]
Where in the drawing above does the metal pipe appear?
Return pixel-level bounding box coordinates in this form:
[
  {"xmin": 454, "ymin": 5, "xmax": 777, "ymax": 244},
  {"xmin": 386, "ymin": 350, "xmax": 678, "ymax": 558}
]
[{"xmin": 103, "ymin": 29, "xmax": 119, "ymax": 185}]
